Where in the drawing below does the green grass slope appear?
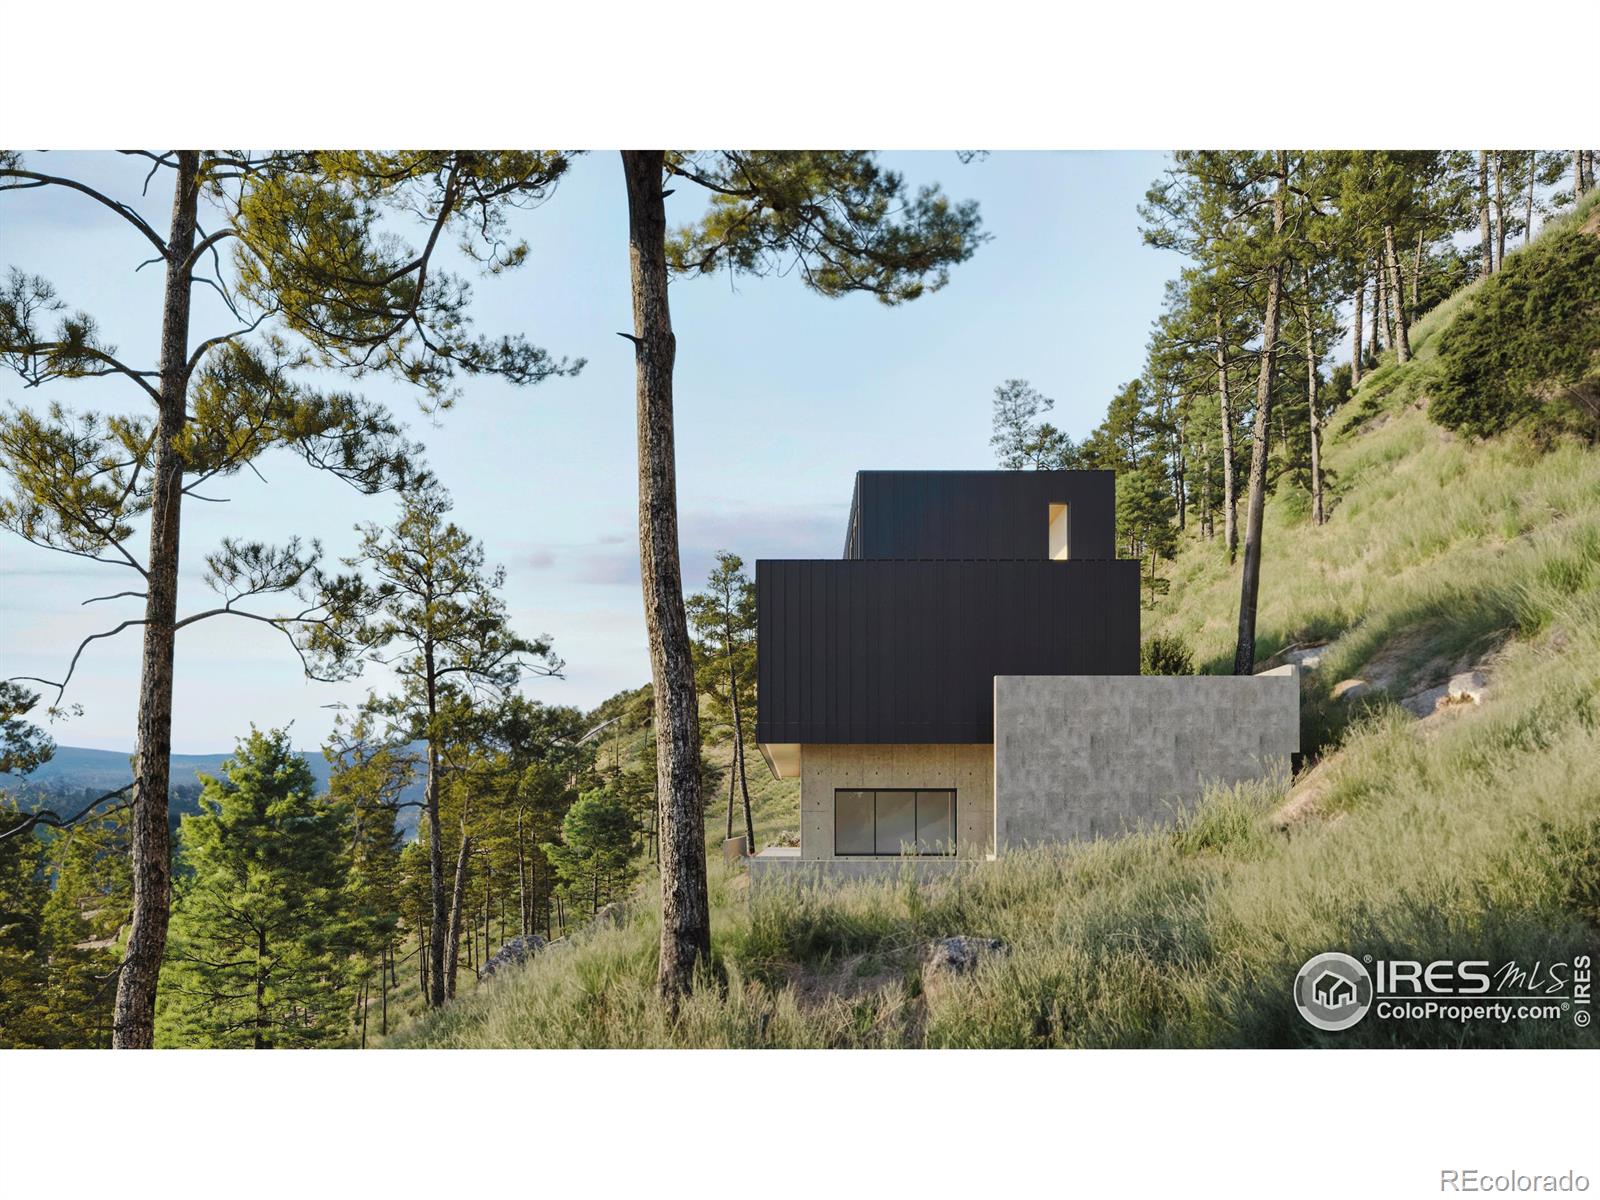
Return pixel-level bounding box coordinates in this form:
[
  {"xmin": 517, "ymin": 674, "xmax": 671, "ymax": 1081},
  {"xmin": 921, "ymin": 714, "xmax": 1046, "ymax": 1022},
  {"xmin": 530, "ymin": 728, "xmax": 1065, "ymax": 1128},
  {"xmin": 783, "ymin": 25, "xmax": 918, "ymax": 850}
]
[{"xmin": 388, "ymin": 212, "xmax": 1599, "ymax": 1050}]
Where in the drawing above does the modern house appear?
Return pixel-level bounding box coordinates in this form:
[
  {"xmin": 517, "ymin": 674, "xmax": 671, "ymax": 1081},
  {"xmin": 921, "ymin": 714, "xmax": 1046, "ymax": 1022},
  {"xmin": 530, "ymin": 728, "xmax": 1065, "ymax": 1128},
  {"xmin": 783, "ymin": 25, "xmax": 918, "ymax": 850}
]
[{"xmin": 752, "ymin": 470, "xmax": 1299, "ymax": 880}]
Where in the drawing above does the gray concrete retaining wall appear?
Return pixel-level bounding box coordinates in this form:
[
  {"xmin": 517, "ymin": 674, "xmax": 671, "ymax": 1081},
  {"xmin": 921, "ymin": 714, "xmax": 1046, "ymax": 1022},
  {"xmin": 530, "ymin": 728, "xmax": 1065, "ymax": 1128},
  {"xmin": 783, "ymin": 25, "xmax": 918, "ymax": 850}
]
[{"xmin": 993, "ymin": 669, "xmax": 1299, "ymax": 849}]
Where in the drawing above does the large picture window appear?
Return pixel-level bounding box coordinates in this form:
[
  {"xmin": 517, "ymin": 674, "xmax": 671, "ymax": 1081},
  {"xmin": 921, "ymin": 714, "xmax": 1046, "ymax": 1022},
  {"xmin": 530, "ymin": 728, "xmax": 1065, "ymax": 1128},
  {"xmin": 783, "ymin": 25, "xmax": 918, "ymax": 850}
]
[{"xmin": 834, "ymin": 789, "xmax": 956, "ymax": 856}]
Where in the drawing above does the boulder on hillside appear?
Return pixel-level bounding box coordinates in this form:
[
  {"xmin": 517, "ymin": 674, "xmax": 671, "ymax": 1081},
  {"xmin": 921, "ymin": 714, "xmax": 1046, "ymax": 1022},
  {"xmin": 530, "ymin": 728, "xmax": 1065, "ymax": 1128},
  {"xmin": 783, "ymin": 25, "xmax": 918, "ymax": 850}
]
[
  {"xmin": 921, "ymin": 936, "xmax": 1004, "ymax": 990},
  {"xmin": 480, "ymin": 935, "xmax": 545, "ymax": 980},
  {"xmin": 1400, "ymin": 682, "xmax": 1450, "ymax": 717},
  {"xmin": 1403, "ymin": 668, "xmax": 1491, "ymax": 718},
  {"xmin": 1331, "ymin": 679, "xmax": 1370, "ymax": 703},
  {"xmin": 1447, "ymin": 670, "xmax": 1488, "ymax": 705},
  {"xmin": 1259, "ymin": 641, "xmax": 1330, "ymax": 673}
]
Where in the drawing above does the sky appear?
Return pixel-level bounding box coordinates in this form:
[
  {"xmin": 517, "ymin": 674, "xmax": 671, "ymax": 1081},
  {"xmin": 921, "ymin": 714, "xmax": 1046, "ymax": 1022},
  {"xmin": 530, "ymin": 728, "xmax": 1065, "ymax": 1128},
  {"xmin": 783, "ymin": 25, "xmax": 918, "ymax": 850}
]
[{"xmin": 0, "ymin": 150, "xmax": 1183, "ymax": 752}]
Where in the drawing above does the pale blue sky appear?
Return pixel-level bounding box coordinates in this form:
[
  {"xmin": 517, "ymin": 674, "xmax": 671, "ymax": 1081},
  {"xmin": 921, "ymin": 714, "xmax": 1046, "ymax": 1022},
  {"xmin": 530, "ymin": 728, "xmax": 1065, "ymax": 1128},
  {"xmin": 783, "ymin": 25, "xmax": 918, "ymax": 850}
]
[{"xmin": 0, "ymin": 151, "xmax": 1181, "ymax": 752}]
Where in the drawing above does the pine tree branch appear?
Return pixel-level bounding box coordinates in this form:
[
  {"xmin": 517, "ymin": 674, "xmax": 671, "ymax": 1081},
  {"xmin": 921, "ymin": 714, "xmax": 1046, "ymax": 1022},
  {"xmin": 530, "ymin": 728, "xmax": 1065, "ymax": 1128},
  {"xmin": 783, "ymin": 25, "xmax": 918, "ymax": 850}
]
[
  {"xmin": 13, "ymin": 617, "xmax": 149, "ymax": 706},
  {"xmin": 0, "ymin": 169, "xmax": 170, "ymax": 259},
  {"xmin": 0, "ymin": 783, "xmax": 134, "ymax": 841}
]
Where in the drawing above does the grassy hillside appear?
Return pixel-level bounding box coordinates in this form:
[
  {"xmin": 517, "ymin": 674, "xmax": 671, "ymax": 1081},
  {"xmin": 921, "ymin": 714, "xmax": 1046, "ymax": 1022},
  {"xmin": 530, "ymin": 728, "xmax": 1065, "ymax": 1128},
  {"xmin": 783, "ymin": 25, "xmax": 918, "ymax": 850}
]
[{"xmin": 388, "ymin": 207, "xmax": 1599, "ymax": 1050}]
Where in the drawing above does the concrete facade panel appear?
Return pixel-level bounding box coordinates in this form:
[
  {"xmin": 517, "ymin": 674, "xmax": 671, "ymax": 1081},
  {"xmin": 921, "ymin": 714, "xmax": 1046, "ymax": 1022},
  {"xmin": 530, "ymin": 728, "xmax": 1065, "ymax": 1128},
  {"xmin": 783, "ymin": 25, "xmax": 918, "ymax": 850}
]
[
  {"xmin": 993, "ymin": 671, "xmax": 1299, "ymax": 850},
  {"xmin": 797, "ymin": 743, "xmax": 995, "ymax": 860}
]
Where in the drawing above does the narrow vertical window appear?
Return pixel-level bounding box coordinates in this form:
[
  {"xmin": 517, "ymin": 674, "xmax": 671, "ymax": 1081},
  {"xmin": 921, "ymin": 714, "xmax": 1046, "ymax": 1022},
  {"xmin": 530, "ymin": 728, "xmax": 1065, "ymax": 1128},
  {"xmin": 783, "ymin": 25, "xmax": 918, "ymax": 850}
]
[{"xmin": 1048, "ymin": 503, "xmax": 1070, "ymax": 560}]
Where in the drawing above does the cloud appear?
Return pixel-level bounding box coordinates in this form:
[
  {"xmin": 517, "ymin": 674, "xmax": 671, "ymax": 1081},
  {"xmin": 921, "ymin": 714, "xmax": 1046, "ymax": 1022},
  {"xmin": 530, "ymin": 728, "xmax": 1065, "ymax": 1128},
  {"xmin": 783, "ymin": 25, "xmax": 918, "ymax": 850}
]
[
  {"xmin": 680, "ymin": 503, "xmax": 846, "ymax": 562},
  {"xmin": 571, "ymin": 553, "xmax": 640, "ymax": 586},
  {"xmin": 515, "ymin": 504, "xmax": 847, "ymax": 589}
]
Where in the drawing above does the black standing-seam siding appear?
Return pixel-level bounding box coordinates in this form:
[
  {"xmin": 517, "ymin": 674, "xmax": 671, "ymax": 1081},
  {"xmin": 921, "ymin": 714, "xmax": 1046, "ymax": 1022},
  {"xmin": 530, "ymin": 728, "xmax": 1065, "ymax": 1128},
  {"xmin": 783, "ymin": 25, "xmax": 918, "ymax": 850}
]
[
  {"xmin": 844, "ymin": 470, "xmax": 1118, "ymax": 562},
  {"xmin": 755, "ymin": 558, "xmax": 1140, "ymax": 745}
]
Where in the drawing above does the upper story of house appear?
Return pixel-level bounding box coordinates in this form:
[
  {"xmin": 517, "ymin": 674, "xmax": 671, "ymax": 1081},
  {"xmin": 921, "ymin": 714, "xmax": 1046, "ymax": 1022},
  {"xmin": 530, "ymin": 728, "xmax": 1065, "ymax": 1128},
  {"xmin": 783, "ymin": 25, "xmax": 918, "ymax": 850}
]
[
  {"xmin": 841, "ymin": 470, "xmax": 1119, "ymax": 562},
  {"xmin": 756, "ymin": 470, "xmax": 1140, "ymax": 768}
]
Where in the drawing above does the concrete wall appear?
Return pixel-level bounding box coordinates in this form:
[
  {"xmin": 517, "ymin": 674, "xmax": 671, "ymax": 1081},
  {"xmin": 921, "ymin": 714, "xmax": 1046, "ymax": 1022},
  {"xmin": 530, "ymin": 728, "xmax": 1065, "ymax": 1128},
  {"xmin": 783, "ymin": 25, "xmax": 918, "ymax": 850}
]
[
  {"xmin": 798, "ymin": 744, "xmax": 994, "ymax": 860},
  {"xmin": 993, "ymin": 670, "xmax": 1299, "ymax": 850}
]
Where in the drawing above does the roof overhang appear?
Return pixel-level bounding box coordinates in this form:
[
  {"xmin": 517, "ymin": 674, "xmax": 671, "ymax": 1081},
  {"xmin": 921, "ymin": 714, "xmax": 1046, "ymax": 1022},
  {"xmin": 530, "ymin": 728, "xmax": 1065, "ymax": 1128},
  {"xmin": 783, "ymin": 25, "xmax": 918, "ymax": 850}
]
[{"xmin": 757, "ymin": 742, "xmax": 799, "ymax": 780}]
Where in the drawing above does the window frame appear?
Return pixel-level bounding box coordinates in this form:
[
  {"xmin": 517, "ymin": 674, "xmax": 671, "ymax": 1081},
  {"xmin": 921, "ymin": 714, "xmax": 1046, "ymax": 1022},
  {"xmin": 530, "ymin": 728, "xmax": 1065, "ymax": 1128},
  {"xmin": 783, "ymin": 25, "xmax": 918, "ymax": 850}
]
[{"xmin": 832, "ymin": 787, "xmax": 958, "ymax": 857}]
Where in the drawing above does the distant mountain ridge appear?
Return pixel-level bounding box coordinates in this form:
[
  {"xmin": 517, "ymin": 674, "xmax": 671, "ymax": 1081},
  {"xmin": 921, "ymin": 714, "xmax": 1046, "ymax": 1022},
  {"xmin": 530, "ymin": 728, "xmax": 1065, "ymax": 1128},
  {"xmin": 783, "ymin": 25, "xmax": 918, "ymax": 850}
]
[{"xmin": 2, "ymin": 744, "xmax": 426, "ymax": 836}]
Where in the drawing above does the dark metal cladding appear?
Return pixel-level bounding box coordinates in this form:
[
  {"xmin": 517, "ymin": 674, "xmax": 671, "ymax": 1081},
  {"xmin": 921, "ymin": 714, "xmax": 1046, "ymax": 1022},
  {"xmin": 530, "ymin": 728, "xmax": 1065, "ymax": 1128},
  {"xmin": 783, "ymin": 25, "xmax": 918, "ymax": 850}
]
[
  {"xmin": 843, "ymin": 470, "xmax": 1117, "ymax": 561},
  {"xmin": 756, "ymin": 557, "xmax": 1140, "ymax": 745}
]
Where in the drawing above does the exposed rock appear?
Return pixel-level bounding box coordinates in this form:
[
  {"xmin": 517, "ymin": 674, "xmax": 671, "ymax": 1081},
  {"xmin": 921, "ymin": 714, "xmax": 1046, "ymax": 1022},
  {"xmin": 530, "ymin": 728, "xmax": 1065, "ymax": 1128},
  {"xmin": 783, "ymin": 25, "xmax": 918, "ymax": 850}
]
[
  {"xmin": 1259, "ymin": 641, "xmax": 1330, "ymax": 673},
  {"xmin": 1331, "ymin": 679, "xmax": 1370, "ymax": 702},
  {"xmin": 591, "ymin": 901, "xmax": 629, "ymax": 929},
  {"xmin": 921, "ymin": 936, "xmax": 1004, "ymax": 986},
  {"xmin": 480, "ymin": 934, "xmax": 545, "ymax": 979},
  {"xmin": 1271, "ymin": 762, "xmax": 1333, "ymax": 830},
  {"xmin": 1402, "ymin": 668, "xmax": 1491, "ymax": 719},
  {"xmin": 1399, "ymin": 682, "xmax": 1449, "ymax": 717},
  {"xmin": 1447, "ymin": 670, "xmax": 1488, "ymax": 705}
]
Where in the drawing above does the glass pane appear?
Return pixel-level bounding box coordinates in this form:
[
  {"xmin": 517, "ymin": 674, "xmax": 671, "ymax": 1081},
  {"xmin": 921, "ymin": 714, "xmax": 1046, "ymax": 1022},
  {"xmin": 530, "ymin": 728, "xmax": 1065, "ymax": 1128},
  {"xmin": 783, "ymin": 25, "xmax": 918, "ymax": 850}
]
[
  {"xmin": 835, "ymin": 791, "xmax": 874, "ymax": 855},
  {"xmin": 875, "ymin": 791, "xmax": 916, "ymax": 855},
  {"xmin": 917, "ymin": 791, "xmax": 955, "ymax": 855},
  {"xmin": 1049, "ymin": 503, "xmax": 1070, "ymax": 560}
]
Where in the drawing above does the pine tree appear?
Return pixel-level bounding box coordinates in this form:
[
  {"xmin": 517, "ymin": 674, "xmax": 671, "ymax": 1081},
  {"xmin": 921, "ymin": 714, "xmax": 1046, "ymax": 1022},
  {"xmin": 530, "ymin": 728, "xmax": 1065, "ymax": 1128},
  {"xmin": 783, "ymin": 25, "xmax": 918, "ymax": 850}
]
[
  {"xmin": 989, "ymin": 379, "xmax": 1082, "ymax": 469},
  {"xmin": 542, "ymin": 787, "xmax": 639, "ymax": 916},
  {"xmin": 1114, "ymin": 466, "xmax": 1178, "ymax": 603},
  {"xmin": 156, "ymin": 728, "xmax": 353, "ymax": 1048},
  {"xmin": 39, "ymin": 808, "xmax": 131, "ymax": 1046},
  {"xmin": 686, "ymin": 552, "xmax": 757, "ymax": 850},
  {"xmin": 621, "ymin": 150, "xmax": 984, "ymax": 999},
  {"xmin": 0, "ymin": 796, "xmax": 52, "ymax": 1047},
  {"xmin": 325, "ymin": 711, "xmax": 411, "ymax": 1038},
  {"xmin": 304, "ymin": 482, "xmax": 561, "ymax": 1007}
]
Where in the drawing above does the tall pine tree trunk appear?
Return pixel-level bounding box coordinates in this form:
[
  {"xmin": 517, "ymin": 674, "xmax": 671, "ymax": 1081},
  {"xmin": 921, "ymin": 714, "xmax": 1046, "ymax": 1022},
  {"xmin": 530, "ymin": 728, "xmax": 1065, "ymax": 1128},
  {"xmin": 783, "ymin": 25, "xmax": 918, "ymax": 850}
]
[
  {"xmin": 1384, "ymin": 225, "xmax": 1411, "ymax": 364},
  {"xmin": 1376, "ymin": 261, "xmax": 1392, "ymax": 350},
  {"xmin": 620, "ymin": 150, "xmax": 709, "ymax": 1003},
  {"xmin": 1525, "ymin": 160, "xmax": 1536, "ymax": 248},
  {"xmin": 1411, "ymin": 230, "xmax": 1423, "ymax": 310},
  {"xmin": 254, "ymin": 927, "xmax": 269, "ymax": 1049},
  {"xmin": 1214, "ymin": 307, "xmax": 1238, "ymax": 564},
  {"xmin": 516, "ymin": 808, "xmax": 529, "ymax": 937},
  {"xmin": 1493, "ymin": 152, "xmax": 1506, "ymax": 271},
  {"xmin": 731, "ymin": 666, "xmax": 755, "ymax": 851},
  {"xmin": 1232, "ymin": 152, "xmax": 1287, "ymax": 677},
  {"xmin": 112, "ymin": 151, "xmax": 198, "ymax": 1050},
  {"xmin": 424, "ymin": 674, "xmax": 446, "ymax": 1008},
  {"xmin": 1575, "ymin": 151, "xmax": 1586, "ymax": 199},
  {"xmin": 482, "ymin": 861, "xmax": 492, "ymax": 963},
  {"xmin": 724, "ymin": 673, "xmax": 737, "ymax": 843},
  {"xmin": 1350, "ymin": 272, "xmax": 1364, "ymax": 387},
  {"xmin": 1479, "ymin": 152, "xmax": 1494, "ymax": 276},
  {"xmin": 444, "ymin": 833, "xmax": 471, "ymax": 999},
  {"xmin": 1369, "ymin": 260, "xmax": 1382, "ymax": 358},
  {"xmin": 1301, "ymin": 287, "xmax": 1325, "ymax": 527},
  {"xmin": 1174, "ymin": 408, "xmax": 1187, "ymax": 531}
]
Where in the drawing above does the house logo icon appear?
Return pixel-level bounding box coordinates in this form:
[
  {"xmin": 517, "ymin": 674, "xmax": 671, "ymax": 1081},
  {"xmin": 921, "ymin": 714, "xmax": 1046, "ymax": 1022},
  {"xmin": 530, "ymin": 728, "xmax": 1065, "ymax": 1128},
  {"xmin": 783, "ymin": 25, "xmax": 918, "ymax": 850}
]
[{"xmin": 1294, "ymin": 952, "xmax": 1374, "ymax": 1031}]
